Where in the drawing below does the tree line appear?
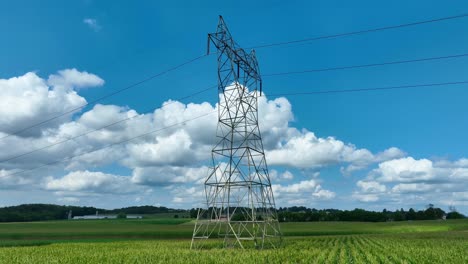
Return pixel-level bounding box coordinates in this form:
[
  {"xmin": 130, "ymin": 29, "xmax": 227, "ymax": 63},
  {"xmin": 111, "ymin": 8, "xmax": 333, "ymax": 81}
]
[
  {"xmin": 0, "ymin": 203, "xmax": 465, "ymax": 222},
  {"xmin": 189, "ymin": 205, "xmax": 465, "ymax": 222},
  {"xmin": 0, "ymin": 204, "xmax": 185, "ymax": 222},
  {"xmin": 274, "ymin": 205, "xmax": 465, "ymax": 222}
]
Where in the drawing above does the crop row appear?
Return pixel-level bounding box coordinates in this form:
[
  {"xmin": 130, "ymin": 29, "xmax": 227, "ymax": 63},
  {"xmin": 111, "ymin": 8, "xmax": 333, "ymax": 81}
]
[{"xmin": 1, "ymin": 231, "xmax": 467, "ymax": 263}]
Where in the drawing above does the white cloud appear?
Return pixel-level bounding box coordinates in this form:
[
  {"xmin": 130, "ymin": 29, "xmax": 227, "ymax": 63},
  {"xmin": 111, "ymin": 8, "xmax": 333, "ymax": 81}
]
[
  {"xmin": 3, "ymin": 70, "xmax": 466, "ymax": 211},
  {"xmin": 257, "ymin": 96, "xmax": 296, "ymax": 149},
  {"xmin": 0, "ymin": 71, "xmax": 92, "ymax": 136},
  {"xmin": 83, "ymin": 18, "xmax": 101, "ymax": 32},
  {"xmin": 356, "ymin": 180, "xmax": 386, "ymax": 193},
  {"xmin": 353, "ymin": 157, "xmax": 468, "ymax": 207},
  {"xmin": 273, "ymin": 179, "xmax": 319, "ymax": 193},
  {"xmin": 266, "ymin": 131, "xmax": 403, "ymax": 172},
  {"xmin": 375, "ymin": 147, "xmax": 406, "ymax": 162},
  {"xmin": 312, "ymin": 188, "xmax": 336, "ymax": 200},
  {"xmin": 66, "ymin": 147, "xmax": 127, "ymax": 170},
  {"xmin": 45, "ymin": 170, "xmax": 142, "ymax": 194},
  {"xmin": 78, "ymin": 104, "xmax": 137, "ymax": 131},
  {"xmin": 267, "ymin": 132, "xmax": 351, "ymax": 168},
  {"xmin": 131, "ymin": 166, "xmax": 208, "ymax": 185},
  {"xmin": 48, "ymin": 68, "xmax": 104, "ymax": 90},
  {"xmin": 272, "ymin": 179, "xmax": 335, "ymax": 205},
  {"xmin": 127, "ymin": 130, "xmax": 202, "ymax": 167},
  {"xmin": 373, "ymin": 157, "xmax": 434, "ymax": 183}
]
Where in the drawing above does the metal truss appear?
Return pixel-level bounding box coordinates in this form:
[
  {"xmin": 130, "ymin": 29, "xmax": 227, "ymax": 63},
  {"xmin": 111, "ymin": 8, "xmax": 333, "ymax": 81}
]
[{"xmin": 191, "ymin": 16, "xmax": 282, "ymax": 249}]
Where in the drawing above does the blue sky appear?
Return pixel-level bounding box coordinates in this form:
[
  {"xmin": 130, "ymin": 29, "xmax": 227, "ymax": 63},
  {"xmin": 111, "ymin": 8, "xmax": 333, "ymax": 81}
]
[{"xmin": 1, "ymin": 0, "xmax": 468, "ymax": 214}]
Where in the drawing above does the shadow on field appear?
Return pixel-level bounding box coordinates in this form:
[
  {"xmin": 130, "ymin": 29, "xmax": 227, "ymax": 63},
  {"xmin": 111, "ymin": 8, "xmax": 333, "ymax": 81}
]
[{"xmin": 0, "ymin": 241, "xmax": 52, "ymax": 248}]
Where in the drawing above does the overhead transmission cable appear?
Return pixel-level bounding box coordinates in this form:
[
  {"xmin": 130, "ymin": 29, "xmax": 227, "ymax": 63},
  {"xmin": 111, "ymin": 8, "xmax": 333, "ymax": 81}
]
[
  {"xmin": 3, "ymin": 12, "xmax": 467, "ymax": 141},
  {"xmin": 266, "ymin": 80, "xmax": 468, "ymax": 97},
  {"xmin": 263, "ymin": 53, "xmax": 468, "ymax": 77},
  {"xmin": 0, "ymin": 85, "xmax": 217, "ymax": 164},
  {"xmin": 3, "ymin": 79, "xmax": 468, "ymax": 178},
  {"xmin": 1, "ymin": 111, "xmax": 217, "ymax": 179},
  {"xmin": 2, "ymin": 52, "xmax": 468, "ymax": 163},
  {"xmin": 0, "ymin": 54, "xmax": 209, "ymax": 141},
  {"xmin": 249, "ymin": 13, "xmax": 468, "ymax": 49}
]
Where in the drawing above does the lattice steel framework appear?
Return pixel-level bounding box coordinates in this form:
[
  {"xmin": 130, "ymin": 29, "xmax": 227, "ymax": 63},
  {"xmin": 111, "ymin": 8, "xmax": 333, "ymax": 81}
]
[{"xmin": 191, "ymin": 16, "xmax": 282, "ymax": 249}]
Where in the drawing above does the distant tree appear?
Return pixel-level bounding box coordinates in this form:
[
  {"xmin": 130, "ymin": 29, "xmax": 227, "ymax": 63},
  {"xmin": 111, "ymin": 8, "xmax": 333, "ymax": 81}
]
[
  {"xmin": 117, "ymin": 212, "xmax": 127, "ymax": 219},
  {"xmin": 407, "ymin": 208, "xmax": 417, "ymax": 220},
  {"xmin": 424, "ymin": 206, "xmax": 445, "ymax": 220},
  {"xmin": 190, "ymin": 208, "xmax": 198, "ymax": 218},
  {"xmin": 446, "ymin": 211, "xmax": 465, "ymax": 219},
  {"xmin": 446, "ymin": 207, "xmax": 465, "ymax": 219}
]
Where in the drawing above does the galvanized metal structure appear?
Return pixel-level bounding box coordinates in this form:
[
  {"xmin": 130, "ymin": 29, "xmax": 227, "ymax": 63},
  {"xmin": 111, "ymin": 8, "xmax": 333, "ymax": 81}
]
[{"xmin": 191, "ymin": 16, "xmax": 282, "ymax": 249}]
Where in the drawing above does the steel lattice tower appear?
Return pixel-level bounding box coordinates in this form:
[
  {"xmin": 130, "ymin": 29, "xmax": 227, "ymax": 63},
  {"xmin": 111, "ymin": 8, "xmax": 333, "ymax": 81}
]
[{"xmin": 191, "ymin": 16, "xmax": 282, "ymax": 249}]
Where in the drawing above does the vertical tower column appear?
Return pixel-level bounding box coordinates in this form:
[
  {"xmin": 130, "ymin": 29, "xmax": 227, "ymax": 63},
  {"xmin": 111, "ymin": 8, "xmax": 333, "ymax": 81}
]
[{"xmin": 192, "ymin": 16, "xmax": 281, "ymax": 249}]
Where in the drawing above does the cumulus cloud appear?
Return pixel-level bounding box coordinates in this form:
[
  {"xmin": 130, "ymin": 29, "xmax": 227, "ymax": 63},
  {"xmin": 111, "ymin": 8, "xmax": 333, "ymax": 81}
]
[
  {"xmin": 48, "ymin": 68, "xmax": 104, "ymax": 90},
  {"xmin": 78, "ymin": 105, "xmax": 137, "ymax": 131},
  {"xmin": 45, "ymin": 170, "xmax": 142, "ymax": 194},
  {"xmin": 353, "ymin": 157, "xmax": 468, "ymax": 207},
  {"xmin": 266, "ymin": 131, "xmax": 403, "ymax": 172},
  {"xmin": 131, "ymin": 166, "xmax": 208, "ymax": 185},
  {"xmin": 273, "ymin": 179, "xmax": 319, "ymax": 193},
  {"xmin": 272, "ymin": 179, "xmax": 335, "ymax": 205},
  {"xmin": 5, "ymin": 70, "xmax": 464, "ymax": 210},
  {"xmin": 0, "ymin": 71, "xmax": 94, "ymax": 136},
  {"xmin": 372, "ymin": 157, "xmax": 435, "ymax": 183},
  {"xmin": 257, "ymin": 96, "xmax": 296, "ymax": 149},
  {"xmin": 127, "ymin": 130, "xmax": 202, "ymax": 167},
  {"xmin": 312, "ymin": 188, "xmax": 336, "ymax": 200},
  {"xmin": 356, "ymin": 180, "xmax": 386, "ymax": 193}
]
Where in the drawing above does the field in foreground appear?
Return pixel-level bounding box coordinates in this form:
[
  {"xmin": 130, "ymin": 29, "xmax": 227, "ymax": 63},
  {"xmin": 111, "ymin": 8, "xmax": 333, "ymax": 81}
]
[{"xmin": 0, "ymin": 219, "xmax": 466, "ymax": 263}]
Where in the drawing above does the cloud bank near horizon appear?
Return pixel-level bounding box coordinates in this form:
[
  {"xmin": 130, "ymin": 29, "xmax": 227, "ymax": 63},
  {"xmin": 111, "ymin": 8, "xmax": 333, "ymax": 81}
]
[{"xmin": 0, "ymin": 70, "xmax": 467, "ymax": 211}]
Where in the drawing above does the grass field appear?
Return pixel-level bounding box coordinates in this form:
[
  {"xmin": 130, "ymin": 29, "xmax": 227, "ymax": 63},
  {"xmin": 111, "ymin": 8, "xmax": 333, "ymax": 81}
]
[{"xmin": 0, "ymin": 219, "xmax": 466, "ymax": 263}]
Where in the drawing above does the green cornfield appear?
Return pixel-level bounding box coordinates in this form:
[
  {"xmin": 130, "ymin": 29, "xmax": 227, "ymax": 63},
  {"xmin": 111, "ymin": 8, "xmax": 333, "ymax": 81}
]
[{"xmin": 0, "ymin": 220, "xmax": 467, "ymax": 263}]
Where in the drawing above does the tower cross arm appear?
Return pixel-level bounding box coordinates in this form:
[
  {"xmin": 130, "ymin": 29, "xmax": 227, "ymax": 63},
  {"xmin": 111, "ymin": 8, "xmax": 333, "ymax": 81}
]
[{"xmin": 207, "ymin": 16, "xmax": 262, "ymax": 85}]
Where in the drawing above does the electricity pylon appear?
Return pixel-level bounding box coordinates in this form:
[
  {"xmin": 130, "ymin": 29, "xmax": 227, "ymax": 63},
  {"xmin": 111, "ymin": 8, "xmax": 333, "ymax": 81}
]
[{"xmin": 191, "ymin": 16, "xmax": 282, "ymax": 249}]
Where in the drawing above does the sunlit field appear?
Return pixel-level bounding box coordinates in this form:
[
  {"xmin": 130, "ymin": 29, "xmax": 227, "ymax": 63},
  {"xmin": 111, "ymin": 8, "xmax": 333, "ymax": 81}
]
[{"xmin": 0, "ymin": 219, "xmax": 467, "ymax": 263}]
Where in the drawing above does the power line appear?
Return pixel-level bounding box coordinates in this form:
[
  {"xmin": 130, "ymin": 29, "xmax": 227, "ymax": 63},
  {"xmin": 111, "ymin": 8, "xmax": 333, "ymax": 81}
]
[
  {"xmin": 2, "ymin": 80, "xmax": 467, "ymax": 178},
  {"xmin": 1, "ymin": 111, "xmax": 217, "ymax": 178},
  {"xmin": 2, "ymin": 12, "xmax": 467, "ymax": 144},
  {"xmin": 0, "ymin": 85, "xmax": 217, "ymax": 164},
  {"xmin": 2, "ymin": 79, "xmax": 467, "ymax": 165},
  {"xmin": 3, "ymin": 13, "xmax": 466, "ymax": 140},
  {"xmin": 263, "ymin": 53, "xmax": 468, "ymax": 77},
  {"xmin": 3, "ymin": 51, "xmax": 468, "ymax": 163},
  {"xmin": 0, "ymin": 54, "xmax": 208, "ymax": 141},
  {"xmin": 267, "ymin": 81, "xmax": 468, "ymax": 97},
  {"xmin": 250, "ymin": 13, "xmax": 468, "ymax": 49},
  {"xmin": 3, "ymin": 79, "xmax": 466, "ymax": 179}
]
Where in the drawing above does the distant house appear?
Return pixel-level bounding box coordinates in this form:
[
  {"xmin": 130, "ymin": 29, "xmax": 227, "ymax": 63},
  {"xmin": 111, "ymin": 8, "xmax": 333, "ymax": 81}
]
[
  {"xmin": 72, "ymin": 211, "xmax": 142, "ymax": 220},
  {"xmin": 127, "ymin": 215, "xmax": 143, "ymax": 219},
  {"xmin": 73, "ymin": 215, "xmax": 117, "ymax": 220}
]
